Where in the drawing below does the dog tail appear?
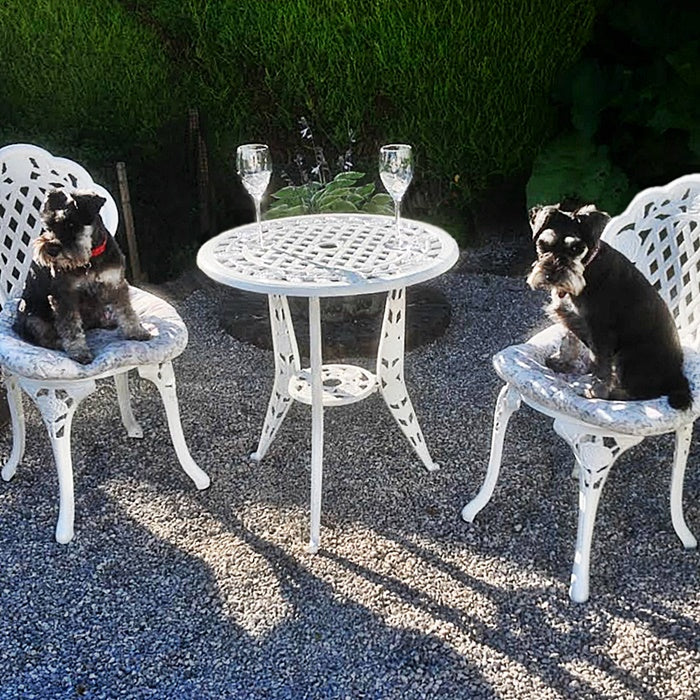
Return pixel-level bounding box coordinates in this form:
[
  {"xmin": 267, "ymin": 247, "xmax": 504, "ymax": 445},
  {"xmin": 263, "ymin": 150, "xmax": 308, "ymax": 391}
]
[{"xmin": 668, "ymin": 376, "xmax": 693, "ymax": 411}]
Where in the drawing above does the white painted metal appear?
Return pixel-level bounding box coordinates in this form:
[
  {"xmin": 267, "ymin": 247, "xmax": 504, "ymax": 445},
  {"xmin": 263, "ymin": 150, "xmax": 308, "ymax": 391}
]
[
  {"xmin": 0, "ymin": 143, "xmax": 209, "ymax": 542},
  {"xmin": 463, "ymin": 174, "xmax": 700, "ymax": 602},
  {"xmin": 251, "ymin": 294, "xmax": 300, "ymax": 461},
  {"xmin": 377, "ymin": 287, "xmax": 438, "ymax": 471},
  {"xmin": 114, "ymin": 371, "xmax": 144, "ymax": 438},
  {"xmin": 138, "ymin": 362, "xmax": 210, "ymax": 491},
  {"xmin": 198, "ymin": 213, "xmax": 459, "ymax": 550},
  {"xmin": 308, "ymin": 296, "xmax": 324, "ymax": 554},
  {"xmin": 21, "ymin": 378, "xmax": 97, "ymax": 543},
  {"xmin": 288, "ymin": 364, "xmax": 377, "ymax": 406},
  {"xmin": 461, "ymin": 384, "xmax": 521, "ymax": 523},
  {"xmin": 196, "ymin": 213, "xmax": 459, "ymax": 297},
  {"xmin": 1, "ymin": 372, "xmax": 25, "ymax": 482}
]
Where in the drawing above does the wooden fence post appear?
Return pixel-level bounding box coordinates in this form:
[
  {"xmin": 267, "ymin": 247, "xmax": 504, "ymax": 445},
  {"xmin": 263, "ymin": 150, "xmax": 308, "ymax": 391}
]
[
  {"xmin": 188, "ymin": 107, "xmax": 212, "ymax": 238},
  {"xmin": 115, "ymin": 162, "xmax": 146, "ymax": 283}
]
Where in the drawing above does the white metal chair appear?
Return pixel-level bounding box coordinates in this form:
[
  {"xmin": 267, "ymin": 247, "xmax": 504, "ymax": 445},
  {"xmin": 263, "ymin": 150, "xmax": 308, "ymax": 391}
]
[
  {"xmin": 462, "ymin": 174, "xmax": 700, "ymax": 602},
  {"xmin": 0, "ymin": 144, "xmax": 210, "ymax": 542}
]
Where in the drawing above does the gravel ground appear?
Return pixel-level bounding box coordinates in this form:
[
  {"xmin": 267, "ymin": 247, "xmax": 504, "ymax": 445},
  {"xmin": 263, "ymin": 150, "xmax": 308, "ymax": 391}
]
[{"xmin": 0, "ymin": 255, "xmax": 699, "ymax": 699}]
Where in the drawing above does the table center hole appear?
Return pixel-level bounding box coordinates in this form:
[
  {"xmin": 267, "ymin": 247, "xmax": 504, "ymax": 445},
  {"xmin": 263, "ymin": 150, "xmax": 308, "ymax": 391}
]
[{"xmin": 323, "ymin": 378, "xmax": 342, "ymax": 387}]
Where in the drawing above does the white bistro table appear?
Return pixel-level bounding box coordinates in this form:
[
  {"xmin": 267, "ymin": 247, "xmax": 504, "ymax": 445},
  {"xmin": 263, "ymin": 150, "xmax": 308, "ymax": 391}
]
[{"xmin": 197, "ymin": 213, "xmax": 459, "ymax": 551}]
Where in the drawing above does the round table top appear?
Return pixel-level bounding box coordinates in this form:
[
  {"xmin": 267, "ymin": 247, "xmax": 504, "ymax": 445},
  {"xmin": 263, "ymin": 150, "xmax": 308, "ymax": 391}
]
[{"xmin": 196, "ymin": 213, "xmax": 459, "ymax": 297}]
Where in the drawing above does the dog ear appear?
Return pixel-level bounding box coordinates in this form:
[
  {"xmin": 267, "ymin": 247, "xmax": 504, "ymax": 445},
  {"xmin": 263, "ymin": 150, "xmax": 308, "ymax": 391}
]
[
  {"xmin": 528, "ymin": 206, "xmax": 542, "ymax": 225},
  {"xmin": 40, "ymin": 189, "xmax": 70, "ymax": 219},
  {"xmin": 72, "ymin": 191, "xmax": 107, "ymax": 224},
  {"xmin": 529, "ymin": 204, "xmax": 559, "ymax": 239},
  {"xmin": 574, "ymin": 204, "xmax": 610, "ymax": 241}
]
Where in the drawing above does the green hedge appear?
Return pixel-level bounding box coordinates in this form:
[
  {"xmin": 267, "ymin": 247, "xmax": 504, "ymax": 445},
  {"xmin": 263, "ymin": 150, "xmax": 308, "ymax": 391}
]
[
  {"xmin": 151, "ymin": 0, "xmax": 596, "ymax": 195},
  {"xmin": 0, "ymin": 0, "xmax": 181, "ymax": 159},
  {"xmin": 0, "ymin": 0, "xmax": 598, "ymax": 277}
]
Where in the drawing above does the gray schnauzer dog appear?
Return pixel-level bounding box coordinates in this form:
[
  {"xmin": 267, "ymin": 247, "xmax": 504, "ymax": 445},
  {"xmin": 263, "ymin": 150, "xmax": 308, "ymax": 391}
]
[
  {"xmin": 526, "ymin": 203, "xmax": 692, "ymax": 409},
  {"xmin": 14, "ymin": 189, "xmax": 150, "ymax": 364}
]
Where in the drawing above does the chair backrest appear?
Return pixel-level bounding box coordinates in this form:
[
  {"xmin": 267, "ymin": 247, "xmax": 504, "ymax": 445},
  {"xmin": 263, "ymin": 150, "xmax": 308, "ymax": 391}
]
[
  {"xmin": 0, "ymin": 143, "xmax": 119, "ymax": 306},
  {"xmin": 602, "ymin": 174, "xmax": 700, "ymax": 350}
]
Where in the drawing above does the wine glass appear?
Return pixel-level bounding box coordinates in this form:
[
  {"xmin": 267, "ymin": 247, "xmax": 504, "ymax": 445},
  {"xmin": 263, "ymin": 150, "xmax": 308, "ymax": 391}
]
[
  {"xmin": 236, "ymin": 143, "xmax": 272, "ymax": 246},
  {"xmin": 379, "ymin": 144, "xmax": 413, "ymax": 240}
]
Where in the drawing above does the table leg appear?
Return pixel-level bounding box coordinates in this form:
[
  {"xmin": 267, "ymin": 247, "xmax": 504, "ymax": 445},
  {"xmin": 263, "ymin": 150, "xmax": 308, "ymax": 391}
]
[
  {"xmin": 251, "ymin": 295, "xmax": 301, "ymax": 461},
  {"xmin": 377, "ymin": 287, "xmax": 438, "ymax": 471},
  {"xmin": 308, "ymin": 296, "xmax": 324, "ymax": 553}
]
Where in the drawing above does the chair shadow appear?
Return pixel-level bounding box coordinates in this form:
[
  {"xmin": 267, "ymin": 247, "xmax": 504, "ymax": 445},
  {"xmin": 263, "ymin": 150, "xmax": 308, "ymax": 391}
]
[
  {"xmin": 1, "ymin": 273, "xmax": 699, "ymax": 697},
  {"xmin": 0, "ymin": 469, "xmax": 495, "ymax": 698}
]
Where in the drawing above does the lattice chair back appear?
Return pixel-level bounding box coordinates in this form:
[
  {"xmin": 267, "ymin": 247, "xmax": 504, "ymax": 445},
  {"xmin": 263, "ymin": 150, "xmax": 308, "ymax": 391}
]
[
  {"xmin": 0, "ymin": 143, "xmax": 118, "ymax": 308},
  {"xmin": 601, "ymin": 174, "xmax": 700, "ymax": 350}
]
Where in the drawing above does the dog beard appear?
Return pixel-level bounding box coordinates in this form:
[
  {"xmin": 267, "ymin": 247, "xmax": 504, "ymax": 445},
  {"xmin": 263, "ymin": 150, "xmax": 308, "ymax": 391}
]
[
  {"xmin": 526, "ymin": 258, "xmax": 587, "ymax": 297},
  {"xmin": 34, "ymin": 226, "xmax": 94, "ymax": 271}
]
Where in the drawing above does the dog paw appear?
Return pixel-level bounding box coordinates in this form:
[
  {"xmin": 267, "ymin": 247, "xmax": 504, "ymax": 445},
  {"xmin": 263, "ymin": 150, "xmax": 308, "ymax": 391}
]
[
  {"xmin": 69, "ymin": 348, "xmax": 93, "ymax": 365},
  {"xmin": 545, "ymin": 355, "xmax": 573, "ymax": 373},
  {"xmin": 128, "ymin": 325, "xmax": 152, "ymax": 341},
  {"xmin": 583, "ymin": 379, "xmax": 612, "ymax": 400}
]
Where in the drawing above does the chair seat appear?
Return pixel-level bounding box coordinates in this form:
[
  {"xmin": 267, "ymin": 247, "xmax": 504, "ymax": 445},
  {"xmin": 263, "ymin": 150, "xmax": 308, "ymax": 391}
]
[
  {"xmin": 0, "ymin": 286, "xmax": 188, "ymax": 381},
  {"xmin": 493, "ymin": 324, "xmax": 700, "ymax": 437}
]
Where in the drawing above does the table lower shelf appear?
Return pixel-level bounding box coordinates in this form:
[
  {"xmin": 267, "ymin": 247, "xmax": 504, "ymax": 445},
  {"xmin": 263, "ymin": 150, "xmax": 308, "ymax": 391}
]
[{"xmin": 288, "ymin": 364, "xmax": 378, "ymax": 406}]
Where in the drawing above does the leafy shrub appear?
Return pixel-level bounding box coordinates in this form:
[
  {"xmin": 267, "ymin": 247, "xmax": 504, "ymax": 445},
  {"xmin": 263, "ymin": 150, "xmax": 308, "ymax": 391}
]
[
  {"xmin": 0, "ymin": 0, "xmax": 601, "ymax": 277},
  {"xmin": 0, "ymin": 0, "xmax": 198, "ymax": 282},
  {"xmin": 526, "ymin": 133, "xmax": 632, "ymax": 213},
  {"xmin": 266, "ymin": 117, "xmax": 393, "ymax": 218},
  {"xmin": 528, "ymin": 0, "xmax": 700, "ymax": 213}
]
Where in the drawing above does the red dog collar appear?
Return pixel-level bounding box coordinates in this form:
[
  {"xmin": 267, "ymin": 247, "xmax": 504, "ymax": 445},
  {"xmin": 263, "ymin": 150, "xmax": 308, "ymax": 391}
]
[
  {"xmin": 584, "ymin": 242, "xmax": 602, "ymax": 267},
  {"xmin": 91, "ymin": 234, "xmax": 108, "ymax": 258}
]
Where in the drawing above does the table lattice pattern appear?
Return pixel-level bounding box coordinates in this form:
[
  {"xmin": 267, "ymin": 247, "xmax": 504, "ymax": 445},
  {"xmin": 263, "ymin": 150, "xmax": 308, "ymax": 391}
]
[
  {"xmin": 288, "ymin": 364, "xmax": 377, "ymax": 407},
  {"xmin": 199, "ymin": 214, "xmax": 458, "ymax": 297}
]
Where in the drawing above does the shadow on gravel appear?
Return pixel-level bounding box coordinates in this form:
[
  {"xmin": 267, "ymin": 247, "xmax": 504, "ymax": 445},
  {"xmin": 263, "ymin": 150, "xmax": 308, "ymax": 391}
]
[{"xmin": 1, "ymin": 260, "xmax": 699, "ymax": 698}]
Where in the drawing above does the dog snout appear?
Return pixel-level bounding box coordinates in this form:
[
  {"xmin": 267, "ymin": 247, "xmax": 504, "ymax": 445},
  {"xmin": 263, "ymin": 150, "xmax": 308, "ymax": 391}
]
[{"xmin": 44, "ymin": 241, "xmax": 62, "ymax": 257}]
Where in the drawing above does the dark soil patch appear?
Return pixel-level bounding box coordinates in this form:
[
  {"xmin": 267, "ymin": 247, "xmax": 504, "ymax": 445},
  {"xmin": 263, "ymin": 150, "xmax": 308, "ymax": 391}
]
[
  {"xmin": 163, "ymin": 268, "xmax": 452, "ymax": 359},
  {"xmin": 160, "ymin": 213, "xmax": 534, "ymax": 358}
]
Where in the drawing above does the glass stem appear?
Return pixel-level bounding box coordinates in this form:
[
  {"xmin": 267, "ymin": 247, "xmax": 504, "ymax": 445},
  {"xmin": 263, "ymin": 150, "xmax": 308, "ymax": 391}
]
[
  {"xmin": 255, "ymin": 199, "xmax": 263, "ymax": 247},
  {"xmin": 394, "ymin": 198, "xmax": 401, "ymax": 237}
]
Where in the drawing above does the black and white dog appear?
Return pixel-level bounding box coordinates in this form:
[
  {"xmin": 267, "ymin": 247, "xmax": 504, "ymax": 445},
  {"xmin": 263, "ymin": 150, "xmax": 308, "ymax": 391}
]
[
  {"xmin": 14, "ymin": 189, "xmax": 150, "ymax": 364},
  {"xmin": 526, "ymin": 203, "xmax": 692, "ymax": 409}
]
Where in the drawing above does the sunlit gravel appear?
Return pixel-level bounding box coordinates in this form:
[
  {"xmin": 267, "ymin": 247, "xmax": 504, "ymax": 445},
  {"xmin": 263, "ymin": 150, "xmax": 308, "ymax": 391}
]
[{"xmin": 0, "ymin": 252, "xmax": 698, "ymax": 699}]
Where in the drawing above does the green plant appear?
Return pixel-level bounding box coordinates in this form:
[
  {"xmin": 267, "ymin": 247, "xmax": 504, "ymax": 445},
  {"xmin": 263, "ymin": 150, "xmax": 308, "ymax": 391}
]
[
  {"xmin": 528, "ymin": 0, "xmax": 700, "ymax": 212},
  {"xmin": 526, "ymin": 132, "xmax": 632, "ymax": 213},
  {"xmin": 267, "ymin": 171, "xmax": 393, "ymax": 218},
  {"xmin": 266, "ymin": 117, "xmax": 393, "ymax": 218}
]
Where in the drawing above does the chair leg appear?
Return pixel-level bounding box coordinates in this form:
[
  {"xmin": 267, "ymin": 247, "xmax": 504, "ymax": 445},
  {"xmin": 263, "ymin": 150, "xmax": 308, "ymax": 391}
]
[
  {"xmin": 377, "ymin": 287, "xmax": 437, "ymax": 471},
  {"xmin": 114, "ymin": 371, "xmax": 143, "ymax": 438},
  {"xmin": 21, "ymin": 380, "xmax": 96, "ymax": 543},
  {"xmin": 554, "ymin": 421, "xmax": 642, "ymax": 603},
  {"xmin": 461, "ymin": 384, "xmax": 521, "ymax": 522},
  {"xmin": 670, "ymin": 423, "xmax": 697, "ymax": 549},
  {"xmin": 138, "ymin": 362, "xmax": 210, "ymax": 490},
  {"xmin": 251, "ymin": 295, "xmax": 301, "ymax": 461},
  {"xmin": 1, "ymin": 373, "xmax": 26, "ymax": 482}
]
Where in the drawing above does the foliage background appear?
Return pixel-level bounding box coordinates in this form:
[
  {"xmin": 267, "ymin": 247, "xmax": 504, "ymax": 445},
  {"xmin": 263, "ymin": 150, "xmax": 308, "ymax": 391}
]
[
  {"xmin": 528, "ymin": 0, "xmax": 700, "ymax": 214},
  {"xmin": 3, "ymin": 0, "xmax": 694, "ymax": 280}
]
